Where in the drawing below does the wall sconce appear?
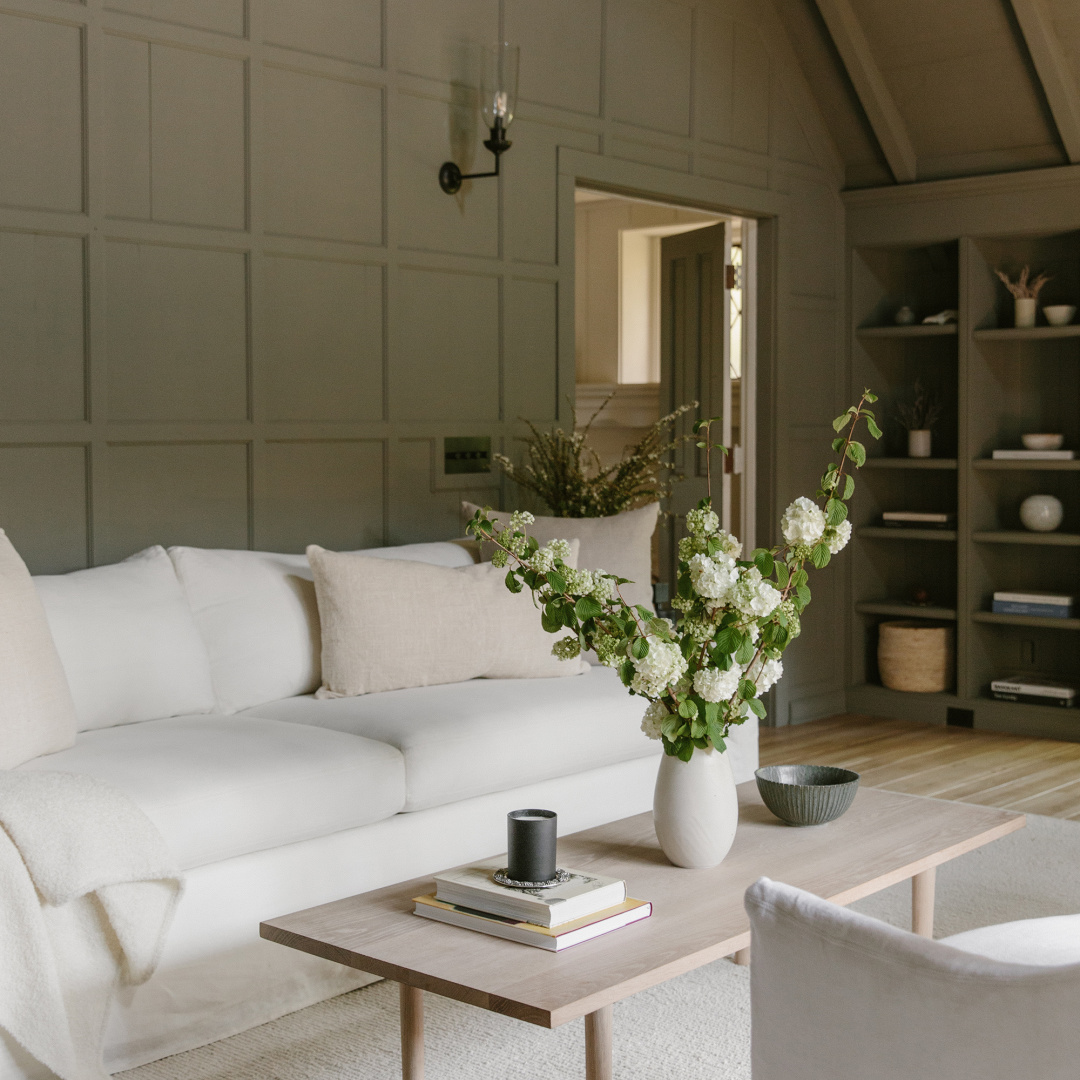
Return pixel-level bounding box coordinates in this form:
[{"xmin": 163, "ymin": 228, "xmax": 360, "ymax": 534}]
[{"xmin": 439, "ymin": 42, "xmax": 519, "ymax": 194}]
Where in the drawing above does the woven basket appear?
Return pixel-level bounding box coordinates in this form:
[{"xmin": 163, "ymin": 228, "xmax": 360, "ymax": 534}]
[{"xmin": 877, "ymin": 620, "xmax": 954, "ymax": 693}]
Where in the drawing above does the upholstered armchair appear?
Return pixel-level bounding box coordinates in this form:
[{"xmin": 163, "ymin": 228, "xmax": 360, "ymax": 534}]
[{"xmin": 745, "ymin": 877, "xmax": 1080, "ymax": 1080}]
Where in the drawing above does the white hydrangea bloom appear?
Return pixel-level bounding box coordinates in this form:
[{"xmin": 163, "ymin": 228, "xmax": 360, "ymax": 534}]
[
  {"xmin": 678, "ymin": 535, "xmax": 707, "ymax": 561},
  {"xmin": 630, "ymin": 637, "xmax": 688, "ymax": 698},
  {"xmin": 590, "ymin": 574, "xmax": 615, "ymax": 603},
  {"xmin": 781, "ymin": 496, "xmax": 827, "ymax": 546},
  {"xmin": 825, "ymin": 519, "xmax": 852, "ymax": 554},
  {"xmin": 687, "ymin": 552, "xmax": 738, "ymax": 601},
  {"xmin": 686, "ymin": 507, "xmax": 720, "ymax": 537},
  {"xmin": 747, "ymin": 656, "xmax": 784, "ymax": 694},
  {"xmin": 528, "ymin": 548, "xmax": 555, "ymax": 573},
  {"xmin": 546, "ymin": 538, "xmax": 572, "ymax": 562},
  {"xmin": 491, "ymin": 548, "xmax": 509, "ymax": 568},
  {"xmin": 551, "ymin": 636, "xmax": 581, "ymax": 661},
  {"xmin": 640, "ymin": 699, "xmax": 669, "ymax": 740},
  {"xmin": 564, "ymin": 567, "xmax": 594, "ymax": 594},
  {"xmin": 693, "ymin": 665, "xmax": 742, "ymax": 703},
  {"xmin": 508, "ymin": 510, "xmax": 534, "ymax": 532},
  {"xmin": 731, "ymin": 566, "xmax": 782, "ymax": 618}
]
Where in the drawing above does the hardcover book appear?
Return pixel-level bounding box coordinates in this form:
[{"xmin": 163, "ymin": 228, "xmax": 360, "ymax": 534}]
[
  {"xmin": 413, "ymin": 894, "xmax": 651, "ymax": 951},
  {"xmin": 433, "ymin": 861, "xmax": 626, "ymax": 927},
  {"xmin": 991, "ymin": 449, "xmax": 1075, "ymax": 460},
  {"xmin": 881, "ymin": 511, "xmax": 955, "ymax": 527},
  {"xmin": 992, "ymin": 601, "xmax": 1074, "ymax": 618},
  {"xmin": 990, "ymin": 676, "xmax": 1076, "ymax": 707}
]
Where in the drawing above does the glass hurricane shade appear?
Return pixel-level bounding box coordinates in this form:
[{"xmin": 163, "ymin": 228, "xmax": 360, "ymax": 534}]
[{"xmin": 481, "ymin": 43, "xmax": 519, "ymax": 129}]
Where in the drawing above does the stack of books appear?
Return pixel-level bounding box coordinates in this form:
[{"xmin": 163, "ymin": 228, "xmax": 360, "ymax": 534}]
[
  {"xmin": 990, "ymin": 676, "xmax": 1077, "ymax": 708},
  {"xmin": 413, "ymin": 859, "xmax": 651, "ymax": 951},
  {"xmin": 992, "ymin": 591, "xmax": 1074, "ymax": 618},
  {"xmin": 882, "ymin": 511, "xmax": 955, "ymax": 529},
  {"xmin": 992, "ymin": 449, "xmax": 1075, "ymax": 460}
]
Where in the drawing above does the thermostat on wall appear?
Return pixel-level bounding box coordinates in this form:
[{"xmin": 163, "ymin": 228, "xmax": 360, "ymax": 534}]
[{"xmin": 444, "ymin": 437, "xmax": 491, "ymax": 475}]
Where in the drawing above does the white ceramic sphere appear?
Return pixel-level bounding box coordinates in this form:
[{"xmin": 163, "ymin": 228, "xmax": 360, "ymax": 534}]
[{"xmin": 1020, "ymin": 494, "xmax": 1064, "ymax": 532}]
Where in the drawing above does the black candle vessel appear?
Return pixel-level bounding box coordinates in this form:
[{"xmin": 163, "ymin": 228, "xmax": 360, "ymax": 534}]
[{"xmin": 506, "ymin": 808, "xmax": 557, "ymax": 884}]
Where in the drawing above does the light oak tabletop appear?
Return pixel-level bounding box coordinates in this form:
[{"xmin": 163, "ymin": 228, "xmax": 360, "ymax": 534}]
[{"xmin": 261, "ymin": 782, "xmax": 1024, "ymax": 1028}]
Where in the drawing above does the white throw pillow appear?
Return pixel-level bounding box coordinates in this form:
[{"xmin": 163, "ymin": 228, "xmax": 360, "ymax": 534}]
[
  {"xmin": 0, "ymin": 529, "xmax": 78, "ymax": 766},
  {"xmin": 169, "ymin": 542, "xmax": 479, "ymax": 713},
  {"xmin": 34, "ymin": 546, "xmax": 216, "ymax": 731},
  {"xmin": 307, "ymin": 544, "xmax": 587, "ymax": 698},
  {"xmin": 462, "ymin": 501, "xmax": 658, "ymax": 611}
]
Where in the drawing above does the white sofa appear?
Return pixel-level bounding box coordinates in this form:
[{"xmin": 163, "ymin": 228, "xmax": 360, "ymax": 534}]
[{"xmin": 6, "ymin": 540, "xmax": 758, "ymax": 1075}]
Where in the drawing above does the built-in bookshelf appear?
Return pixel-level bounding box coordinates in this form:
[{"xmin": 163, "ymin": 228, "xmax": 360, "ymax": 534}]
[{"xmin": 845, "ymin": 226, "xmax": 1080, "ymax": 740}]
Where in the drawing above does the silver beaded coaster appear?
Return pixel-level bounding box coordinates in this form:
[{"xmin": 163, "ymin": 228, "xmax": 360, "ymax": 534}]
[{"xmin": 492, "ymin": 867, "xmax": 572, "ymax": 890}]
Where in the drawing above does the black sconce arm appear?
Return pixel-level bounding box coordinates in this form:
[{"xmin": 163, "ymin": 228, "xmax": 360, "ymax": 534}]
[{"xmin": 439, "ymin": 118, "xmax": 512, "ymax": 194}]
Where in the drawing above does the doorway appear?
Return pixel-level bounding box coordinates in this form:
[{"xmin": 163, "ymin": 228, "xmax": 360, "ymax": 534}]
[{"xmin": 573, "ymin": 186, "xmax": 756, "ymax": 605}]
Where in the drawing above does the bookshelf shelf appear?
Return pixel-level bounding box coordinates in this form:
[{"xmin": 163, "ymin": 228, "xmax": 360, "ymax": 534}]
[
  {"xmin": 973, "ymin": 531, "xmax": 1080, "ymax": 546},
  {"xmin": 855, "ymin": 601, "xmax": 957, "ymax": 620},
  {"xmin": 973, "ymin": 325, "xmax": 1080, "ymax": 340},
  {"xmin": 974, "ymin": 459, "xmax": 1080, "ymax": 470},
  {"xmin": 972, "ymin": 611, "xmax": 1080, "ymax": 631},
  {"xmin": 865, "ymin": 458, "xmax": 958, "ymax": 470},
  {"xmin": 857, "ymin": 527, "xmax": 957, "ymax": 542},
  {"xmin": 857, "ymin": 324, "xmax": 958, "ymax": 338}
]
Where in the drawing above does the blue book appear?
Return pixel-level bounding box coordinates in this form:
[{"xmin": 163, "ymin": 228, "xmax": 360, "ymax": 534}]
[{"xmin": 992, "ymin": 600, "xmax": 1073, "ymax": 618}]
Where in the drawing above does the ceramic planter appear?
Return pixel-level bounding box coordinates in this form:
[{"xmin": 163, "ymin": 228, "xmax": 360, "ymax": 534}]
[
  {"xmin": 1015, "ymin": 297, "xmax": 1037, "ymax": 328},
  {"xmin": 907, "ymin": 429, "xmax": 932, "ymax": 458}
]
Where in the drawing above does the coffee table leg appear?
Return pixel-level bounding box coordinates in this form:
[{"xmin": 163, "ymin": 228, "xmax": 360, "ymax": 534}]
[
  {"xmin": 912, "ymin": 867, "xmax": 936, "ymax": 938},
  {"xmin": 585, "ymin": 1004, "xmax": 612, "ymax": 1080},
  {"xmin": 400, "ymin": 983, "xmax": 424, "ymax": 1080}
]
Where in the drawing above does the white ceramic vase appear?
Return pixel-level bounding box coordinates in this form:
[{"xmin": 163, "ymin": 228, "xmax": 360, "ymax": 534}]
[
  {"xmin": 1015, "ymin": 297, "xmax": 1037, "ymax": 328},
  {"xmin": 653, "ymin": 747, "xmax": 739, "ymax": 869},
  {"xmin": 908, "ymin": 429, "xmax": 932, "ymax": 458},
  {"xmin": 1020, "ymin": 493, "xmax": 1064, "ymax": 532}
]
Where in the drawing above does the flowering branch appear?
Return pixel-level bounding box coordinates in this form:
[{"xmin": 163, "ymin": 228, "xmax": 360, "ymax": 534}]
[{"xmin": 467, "ymin": 391, "xmax": 881, "ymax": 763}]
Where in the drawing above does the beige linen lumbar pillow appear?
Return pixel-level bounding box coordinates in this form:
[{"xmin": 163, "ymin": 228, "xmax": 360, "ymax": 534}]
[
  {"xmin": 307, "ymin": 544, "xmax": 587, "ymax": 698},
  {"xmin": 0, "ymin": 529, "xmax": 78, "ymax": 768},
  {"xmin": 462, "ymin": 501, "xmax": 659, "ymax": 611}
]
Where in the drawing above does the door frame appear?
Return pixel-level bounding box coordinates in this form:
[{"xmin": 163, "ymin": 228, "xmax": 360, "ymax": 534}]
[{"xmin": 556, "ymin": 147, "xmax": 784, "ymax": 553}]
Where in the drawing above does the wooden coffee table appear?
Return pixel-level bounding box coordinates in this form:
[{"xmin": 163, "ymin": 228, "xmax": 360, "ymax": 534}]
[{"xmin": 261, "ymin": 784, "xmax": 1024, "ymax": 1079}]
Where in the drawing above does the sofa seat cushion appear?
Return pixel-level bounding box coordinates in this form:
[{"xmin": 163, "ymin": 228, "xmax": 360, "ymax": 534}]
[
  {"xmin": 942, "ymin": 914, "xmax": 1080, "ymax": 968},
  {"xmin": 17, "ymin": 715, "xmax": 405, "ymax": 870},
  {"xmin": 243, "ymin": 664, "xmax": 660, "ymax": 813}
]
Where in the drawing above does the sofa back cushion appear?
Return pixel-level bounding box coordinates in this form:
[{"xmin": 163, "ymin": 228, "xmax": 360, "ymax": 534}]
[
  {"xmin": 169, "ymin": 541, "xmax": 478, "ymax": 714},
  {"xmin": 33, "ymin": 546, "xmax": 215, "ymax": 732},
  {"xmin": 0, "ymin": 529, "xmax": 78, "ymax": 766}
]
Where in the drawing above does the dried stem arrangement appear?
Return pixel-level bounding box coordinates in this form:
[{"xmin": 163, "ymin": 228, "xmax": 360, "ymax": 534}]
[
  {"xmin": 996, "ymin": 265, "xmax": 1051, "ymax": 299},
  {"xmin": 895, "ymin": 380, "xmax": 943, "ymax": 432}
]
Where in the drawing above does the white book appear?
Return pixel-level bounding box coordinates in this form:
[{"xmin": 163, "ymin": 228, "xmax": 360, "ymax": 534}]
[
  {"xmin": 433, "ymin": 860, "xmax": 626, "ymax": 928},
  {"xmin": 993, "ymin": 591, "xmax": 1074, "ymax": 606},
  {"xmin": 992, "ymin": 449, "xmax": 1075, "ymax": 460},
  {"xmin": 990, "ymin": 676, "xmax": 1076, "ymax": 700},
  {"xmin": 413, "ymin": 894, "xmax": 651, "ymax": 951},
  {"xmin": 882, "ymin": 511, "xmax": 954, "ymax": 524}
]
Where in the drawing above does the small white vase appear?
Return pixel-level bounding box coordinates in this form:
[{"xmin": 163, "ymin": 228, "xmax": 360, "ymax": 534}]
[
  {"xmin": 653, "ymin": 747, "xmax": 739, "ymax": 869},
  {"xmin": 1015, "ymin": 297, "xmax": 1037, "ymax": 328},
  {"xmin": 1020, "ymin": 493, "xmax": 1064, "ymax": 532},
  {"xmin": 908, "ymin": 429, "xmax": 931, "ymax": 458}
]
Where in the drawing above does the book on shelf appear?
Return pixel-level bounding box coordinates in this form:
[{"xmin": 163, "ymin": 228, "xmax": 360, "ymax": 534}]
[
  {"xmin": 433, "ymin": 861, "xmax": 626, "ymax": 927},
  {"xmin": 991, "ymin": 450, "xmax": 1075, "ymax": 460},
  {"xmin": 413, "ymin": 894, "xmax": 652, "ymax": 951},
  {"xmin": 990, "ymin": 676, "xmax": 1076, "ymax": 708},
  {"xmin": 881, "ymin": 511, "xmax": 955, "ymax": 527},
  {"xmin": 992, "ymin": 591, "xmax": 1074, "ymax": 618}
]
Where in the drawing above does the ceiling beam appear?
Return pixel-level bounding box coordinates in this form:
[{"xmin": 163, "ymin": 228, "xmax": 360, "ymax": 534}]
[
  {"xmin": 813, "ymin": 0, "xmax": 918, "ymax": 184},
  {"xmin": 1009, "ymin": 0, "xmax": 1080, "ymax": 163}
]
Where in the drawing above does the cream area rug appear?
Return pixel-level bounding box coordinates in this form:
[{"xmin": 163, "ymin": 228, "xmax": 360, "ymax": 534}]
[{"xmin": 119, "ymin": 812, "xmax": 1080, "ymax": 1080}]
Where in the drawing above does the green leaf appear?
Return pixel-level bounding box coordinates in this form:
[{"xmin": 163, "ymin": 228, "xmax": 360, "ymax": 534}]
[
  {"xmin": 832, "ymin": 413, "xmax": 850, "ymax": 433},
  {"xmin": 738, "ymin": 678, "xmax": 756, "ymax": 700},
  {"xmin": 504, "ymin": 570, "xmax": 523, "ymax": 594},
  {"xmin": 677, "ymin": 740, "xmax": 695, "ymax": 762},
  {"xmin": 775, "ymin": 562, "xmax": 790, "ymax": 588},
  {"xmin": 630, "ymin": 636, "xmax": 650, "ymax": 660},
  {"xmin": 796, "ymin": 583, "xmax": 811, "ymax": 606},
  {"xmin": 734, "ymin": 636, "xmax": 756, "ymax": 665},
  {"xmin": 690, "ymin": 717, "xmax": 706, "ymax": 739},
  {"xmin": 661, "ymin": 715, "xmax": 683, "ymax": 740},
  {"xmin": 618, "ymin": 659, "xmax": 634, "ymax": 686},
  {"xmin": 678, "ymin": 698, "xmax": 698, "ymax": 719},
  {"xmin": 527, "ymin": 535, "xmax": 539, "ymax": 553},
  {"xmin": 747, "ymin": 697, "xmax": 767, "ymax": 719},
  {"xmin": 704, "ymin": 701, "xmax": 720, "ymax": 725},
  {"xmin": 831, "ymin": 437, "xmax": 846, "ymax": 453},
  {"xmin": 753, "ymin": 548, "xmax": 775, "ymax": 577},
  {"xmin": 716, "ymin": 626, "xmax": 743, "ymax": 655},
  {"xmin": 864, "ymin": 390, "xmax": 878, "ymax": 403},
  {"xmin": 677, "ymin": 572, "xmax": 692, "ymax": 599},
  {"xmin": 574, "ymin": 596, "xmax": 602, "ymax": 621},
  {"xmin": 546, "ymin": 571, "xmax": 566, "ymax": 595},
  {"xmin": 844, "ymin": 474, "xmax": 856, "ymax": 500},
  {"xmin": 811, "ymin": 543, "xmax": 831, "ymax": 568},
  {"xmin": 541, "ymin": 608, "xmax": 563, "ymax": 634},
  {"xmin": 826, "ymin": 498, "xmax": 847, "ymax": 526},
  {"xmin": 845, "ymin": 441, "xmax": 867, "ymax": 468},
  {"xmin": 696, "ymin": 441, "xmax": 707, "ymax": 448},
  {"xmin": 866, "ymin": 417, "xmax": 883, "ymax": 440}
]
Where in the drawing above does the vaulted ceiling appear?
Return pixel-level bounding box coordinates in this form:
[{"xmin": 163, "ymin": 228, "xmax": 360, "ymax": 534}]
[{"xmin": 776, "ymin": 0, "xmax": 1080, "ymax": 189}]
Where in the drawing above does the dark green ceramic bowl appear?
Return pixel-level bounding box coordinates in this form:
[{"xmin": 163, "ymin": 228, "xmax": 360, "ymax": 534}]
[{"xmin": 755, "ymin": 765, "xmax": 860, "ymax": 826}]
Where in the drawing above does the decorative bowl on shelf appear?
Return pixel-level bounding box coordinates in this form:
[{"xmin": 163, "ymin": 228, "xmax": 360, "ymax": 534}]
[
  {"xmin": 755, "ymin": 765, "xmax": 860, "ymax": 827},
  {"xmin": 1043, "ymin": 305, "xmax": 1077, "ymax": 327},
  {"xmin": 1022, "ymin": 433, "xmax": 1065, "ymax": 451}
]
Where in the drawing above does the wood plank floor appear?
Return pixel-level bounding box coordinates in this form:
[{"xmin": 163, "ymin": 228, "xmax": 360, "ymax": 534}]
[{"xmin": 759, "ymin": 715, "xmax": 1080, "ymax": 820}]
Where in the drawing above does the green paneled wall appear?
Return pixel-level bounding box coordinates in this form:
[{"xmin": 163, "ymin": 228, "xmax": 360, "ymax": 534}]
[{"xmin": 0, "ymin": 0, "xmax": 848, "ymax": 725}]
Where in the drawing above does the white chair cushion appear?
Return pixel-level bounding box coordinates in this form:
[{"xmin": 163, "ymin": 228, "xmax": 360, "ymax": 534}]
[
  {"xmin": 17, "ymin": 715, "xmax": 405, "ymax": 870},
  {"xmin": 244, "ymin": 665, "xmax": 663, "ymax": 812},
  {"xmin": 0, "ymin": 529, "xmax": 77, "ymax": 767},
  {"xmin": 34, "ymin": 546, "xmax": 215, "ymax": 731},
  {"xmin": 943, "ymin": 914, "xmax": 1080, "ymax": 967},
  {"xmin": 168, "ymin": 541, "xmax": 478, "ymax": 714}
]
